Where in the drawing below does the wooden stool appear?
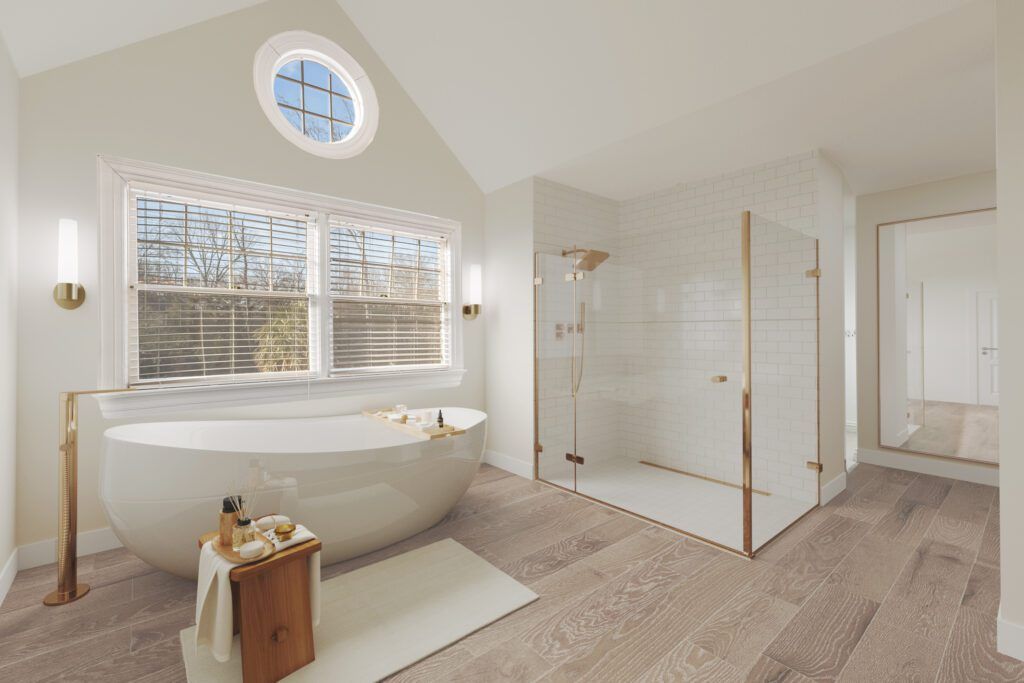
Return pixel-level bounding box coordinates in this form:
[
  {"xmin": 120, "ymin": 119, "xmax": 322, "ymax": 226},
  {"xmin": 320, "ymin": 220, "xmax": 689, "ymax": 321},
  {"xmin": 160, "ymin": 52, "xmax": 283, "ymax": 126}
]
[{"xmin": 198, "ymin": 533, "xmax": 322, "ymax": 683}]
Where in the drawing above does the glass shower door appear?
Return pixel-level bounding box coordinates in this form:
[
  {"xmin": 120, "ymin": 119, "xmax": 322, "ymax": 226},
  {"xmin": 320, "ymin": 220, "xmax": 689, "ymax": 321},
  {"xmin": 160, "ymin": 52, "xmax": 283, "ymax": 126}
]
[
  {"xmin": 749, "ymin": 213, "xmax": 820, "ymax": 552},
  {"xmin": 571, "ymin": 250, "xmax": 620, "ymax": 504},
  {"xmin": 534, "ymin": 251, "xmax": 576, "ymax": 488}
]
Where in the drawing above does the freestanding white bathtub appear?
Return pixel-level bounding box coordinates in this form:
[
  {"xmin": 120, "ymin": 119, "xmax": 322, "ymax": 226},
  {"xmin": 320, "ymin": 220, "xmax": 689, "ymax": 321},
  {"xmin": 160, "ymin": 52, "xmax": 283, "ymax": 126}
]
[{"xmin": 100, "ymin": 407, "xmax": 486, "ymax": 578}]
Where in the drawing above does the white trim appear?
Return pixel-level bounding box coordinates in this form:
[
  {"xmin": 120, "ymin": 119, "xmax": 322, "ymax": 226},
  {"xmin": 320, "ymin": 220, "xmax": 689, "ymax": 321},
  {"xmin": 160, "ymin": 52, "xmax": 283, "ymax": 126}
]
[
  {"xmin": 820, "ymin": 470, "xmax": 847, "ymax": 505},
  {"xmin": 253, "ymin": 31, "xmax": 378, "ymax": 160},
  {"xmin": 0, "ymin": 549, "xmax": 17, "ymax": 607},
  {"xmin": 96, "ymin": 368, "xmax": 466, "ymax": 418},
  {"xmin": 97, "ymin": 155, "xmax": 465, "ymax": 407},
  {"xmin": 17, "ymin": 527, "xmax": 123, "ymax": 571},
  {"xmin": 998, "ymin": 607, "xmax": 1024, "ymax": 663},
  {"xmin": 483, "ymin": 449, "xmax": 532, "ymax": 479},
  {"xmin": 857, "ymin": 447, "xmax": 998, "ymax": 486}
]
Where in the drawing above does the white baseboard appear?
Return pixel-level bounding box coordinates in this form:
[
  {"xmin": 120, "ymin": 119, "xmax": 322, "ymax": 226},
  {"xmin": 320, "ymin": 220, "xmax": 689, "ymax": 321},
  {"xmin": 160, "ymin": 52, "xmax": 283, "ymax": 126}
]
[
  {"xmin": 857, "ymin": 447, "xmax": 998, "ymax": 486},
  {"xmin": 483, "ymin": 449, "xmax": 532, "ymax": 479},
  {"xmin": 0, "ymin": 548, "xmax": 17, "ymax": 607},
  {"xmin": 998, "ymin": 607, "xmax": 1024, "ymax": 662},
  {"xmin": 820, "ymin": 470, "xmax": 847, "ymax": 505},
  {"xmin": 17, "ymin": 527, "xmax": 123, "ymax": 571}
]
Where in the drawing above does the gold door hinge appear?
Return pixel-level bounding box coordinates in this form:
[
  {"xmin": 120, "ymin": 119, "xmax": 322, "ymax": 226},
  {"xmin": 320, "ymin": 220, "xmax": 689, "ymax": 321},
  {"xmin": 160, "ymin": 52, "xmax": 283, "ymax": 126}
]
[
  {"xmin": 535, "ymin": 443, "xmax": 544, "ymax": 453},
  {"xmin": 565, "ymin": 272, "xmax": 584, "ymax": 282},
  {"xmin": 565, "ymin": 453, "xmax": 585, "ymax": 465},
  {"xmin": 805, "ymin": 268, "xmax": 821, "ymax": 278},
  {"xmin": 806, "ymin": 461, "xmax": 823, "ymax": 472}
]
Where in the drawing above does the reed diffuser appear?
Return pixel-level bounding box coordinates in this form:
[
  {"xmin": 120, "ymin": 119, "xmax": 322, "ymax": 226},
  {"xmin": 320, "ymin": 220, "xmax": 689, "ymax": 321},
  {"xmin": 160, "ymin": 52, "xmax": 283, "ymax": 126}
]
[{"xmin": 226, "ymin": 462, "xmax": 266, "ymax": 550}]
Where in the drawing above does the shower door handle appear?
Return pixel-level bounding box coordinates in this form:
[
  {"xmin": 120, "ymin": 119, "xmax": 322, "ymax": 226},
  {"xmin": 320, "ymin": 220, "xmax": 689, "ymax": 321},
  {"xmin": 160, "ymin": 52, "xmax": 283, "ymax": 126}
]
[{"xmin": 573, "ymin": 302, "xmax": 586, "ymax": 397}]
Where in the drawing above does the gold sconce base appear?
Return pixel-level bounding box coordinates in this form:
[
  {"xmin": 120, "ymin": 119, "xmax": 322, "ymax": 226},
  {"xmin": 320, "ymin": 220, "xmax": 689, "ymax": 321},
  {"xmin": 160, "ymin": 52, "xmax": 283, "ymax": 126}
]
[
  {"xmin": 53, "ymin": 283, "xmax": 86, "ymax": 309},
  {"xmin": 462, "ymin": 304, "xmax": 480, "ymax": 320},
  {"xmin": 43, "ymin": 583, "xmax": 90, "ymax": 606}
]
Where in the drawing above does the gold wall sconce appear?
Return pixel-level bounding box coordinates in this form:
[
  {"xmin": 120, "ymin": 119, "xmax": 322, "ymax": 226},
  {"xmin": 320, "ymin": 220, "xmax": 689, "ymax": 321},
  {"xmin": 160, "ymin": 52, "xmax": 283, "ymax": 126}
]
[
  {"xmin": 462, "ymin": 264, "xmax": 481, "ymax": 320},
  {"xmin": 53, "ymin": 219, "xmax": 85, "ymax": 310}
]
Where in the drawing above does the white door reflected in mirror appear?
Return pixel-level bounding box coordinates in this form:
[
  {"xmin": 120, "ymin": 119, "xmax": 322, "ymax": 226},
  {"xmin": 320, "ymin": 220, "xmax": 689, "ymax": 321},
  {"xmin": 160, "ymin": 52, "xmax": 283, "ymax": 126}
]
[{"xmin": 877, "ymin": 209, "xmax": 999, "ymax": 464}]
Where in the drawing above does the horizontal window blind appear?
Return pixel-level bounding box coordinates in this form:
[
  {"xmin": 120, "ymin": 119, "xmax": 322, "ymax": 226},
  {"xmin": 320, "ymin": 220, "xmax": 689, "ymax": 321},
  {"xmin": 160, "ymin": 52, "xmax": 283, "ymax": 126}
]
[
  {"xmin": 329, "ymin": 222, "xmax": 450, "ymax": 371},
  {"xmin": 128, "ymin": 189, "xmax": 315, "ymax": 385}
]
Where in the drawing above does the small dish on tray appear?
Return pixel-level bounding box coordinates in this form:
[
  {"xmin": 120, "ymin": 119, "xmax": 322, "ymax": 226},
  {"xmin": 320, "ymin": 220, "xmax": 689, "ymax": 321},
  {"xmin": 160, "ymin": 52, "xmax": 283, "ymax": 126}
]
[{"xmin": 210, "ymin": 531, "xmax": 274, "ymax": 564}]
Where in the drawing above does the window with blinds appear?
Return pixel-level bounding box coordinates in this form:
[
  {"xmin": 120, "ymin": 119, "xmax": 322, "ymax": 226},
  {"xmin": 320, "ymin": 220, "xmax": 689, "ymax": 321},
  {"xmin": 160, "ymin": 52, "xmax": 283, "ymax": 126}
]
[
  {"xmin": 128, "ymin": 190, "xmax": 314, "ymax": 385},
  {"xmin": 123, "ymin": 180, "xmax": 455, "ymax": 389},
  {"xmin": 329, "ymin": 222, "xmax": 450, "ymax": 371}
]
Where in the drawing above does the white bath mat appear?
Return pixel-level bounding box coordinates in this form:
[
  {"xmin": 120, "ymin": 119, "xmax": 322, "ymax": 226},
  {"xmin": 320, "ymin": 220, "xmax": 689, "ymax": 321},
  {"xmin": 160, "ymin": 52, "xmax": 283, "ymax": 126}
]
[{"xmin": 179, "ymin": 538, "xmax": 538, "ymax": 682}]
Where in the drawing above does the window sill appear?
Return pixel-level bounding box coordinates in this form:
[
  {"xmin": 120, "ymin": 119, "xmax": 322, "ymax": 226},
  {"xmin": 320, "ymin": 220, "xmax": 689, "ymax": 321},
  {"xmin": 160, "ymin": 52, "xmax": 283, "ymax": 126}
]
[{"xmin": 94, "ymin": 368, "xmax": 467, "ymax": 419}]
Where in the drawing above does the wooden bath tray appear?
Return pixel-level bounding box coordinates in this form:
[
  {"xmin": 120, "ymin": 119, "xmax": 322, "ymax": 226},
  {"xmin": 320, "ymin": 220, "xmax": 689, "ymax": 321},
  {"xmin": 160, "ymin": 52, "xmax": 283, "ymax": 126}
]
[
  {"xmin": 363, "ymin": 409, "xmax": 466, "ymax": 440},
  {"xmin": 208, "ymin": 531, "xmax": 275, "ymax": 565}
]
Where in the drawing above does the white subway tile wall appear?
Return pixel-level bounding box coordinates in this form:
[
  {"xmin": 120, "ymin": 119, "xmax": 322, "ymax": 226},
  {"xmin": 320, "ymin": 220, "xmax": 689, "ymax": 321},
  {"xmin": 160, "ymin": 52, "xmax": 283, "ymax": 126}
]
[{"xmin": 533, "ymin": 151, "xmax": 820, "ymax": 514}]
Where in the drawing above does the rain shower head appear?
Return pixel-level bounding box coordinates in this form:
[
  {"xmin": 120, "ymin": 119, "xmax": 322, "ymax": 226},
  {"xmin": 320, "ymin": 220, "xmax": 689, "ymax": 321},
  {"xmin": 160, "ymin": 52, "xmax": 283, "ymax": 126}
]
[{"xmin": 562, "ymin": 248, "xmax": 609, "ymax": 271}]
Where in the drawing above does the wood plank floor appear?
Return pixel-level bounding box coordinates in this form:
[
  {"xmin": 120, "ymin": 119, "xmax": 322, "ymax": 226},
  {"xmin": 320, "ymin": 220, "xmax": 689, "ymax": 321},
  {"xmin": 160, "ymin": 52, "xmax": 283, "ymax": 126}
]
[
  {"xmin": 0, "ymin": 463, "xmax": 1017, "ymax": 682},
  {"xmin": 902, "ymin": 400, "xmax": 999, "ymax": 463}
]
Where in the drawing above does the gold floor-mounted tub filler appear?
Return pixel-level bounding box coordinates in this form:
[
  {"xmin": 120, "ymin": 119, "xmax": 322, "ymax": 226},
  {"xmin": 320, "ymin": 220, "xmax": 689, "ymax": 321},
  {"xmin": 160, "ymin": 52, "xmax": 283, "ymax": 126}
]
[{"xmin": 43, "ymin": 389, "xmax": 131, "ymax": 606}]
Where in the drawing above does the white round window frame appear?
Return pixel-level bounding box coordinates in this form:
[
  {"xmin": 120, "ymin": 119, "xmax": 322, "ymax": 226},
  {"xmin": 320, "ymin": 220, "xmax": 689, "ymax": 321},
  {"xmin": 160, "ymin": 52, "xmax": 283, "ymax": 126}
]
[{"xmin": 254, "ymin": 31, "xmax": 379, "ymax": 159}]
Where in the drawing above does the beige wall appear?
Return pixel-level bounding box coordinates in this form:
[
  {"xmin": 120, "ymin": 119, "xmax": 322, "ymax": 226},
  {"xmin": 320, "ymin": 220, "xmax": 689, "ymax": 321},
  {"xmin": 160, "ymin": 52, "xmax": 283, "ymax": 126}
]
[
  {"xmin": 996, "ymin": 0, "xmax": 1024, "ymax": 656},
  {"xmin": 483, "ymin": 179, "xmax": 535, "ymax": 473},
  {"xmin": 0, "ymin": 35, "xmax": 19, "ymax": 576},
  {"xmin": 16, "ymin": 0, "xmax": 485, "ymax": 547},
  {"xmin": 855, "ymin": 172, "xmax": 996, "ymax": 469},
  {"xmin": 816, "ymin": 155, "xmax": 850, "ymax": 492}
]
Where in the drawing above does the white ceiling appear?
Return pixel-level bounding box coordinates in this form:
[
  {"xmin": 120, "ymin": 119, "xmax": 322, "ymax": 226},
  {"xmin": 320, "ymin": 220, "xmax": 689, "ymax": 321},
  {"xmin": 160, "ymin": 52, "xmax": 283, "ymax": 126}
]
[
  {"xmin": 339, "ymin": 0, "xmax": 993, "ymax": 197},
  {"xmin": 0, "ymin": 0, "xmax": 266, "ymax": 77},
  {"xmin": 0, "ymin": 0, "xmax": 993, "ymax": 198},
  {"xmin": 544, "ymin": 1, "xmax": 994, "ymax": 198}
]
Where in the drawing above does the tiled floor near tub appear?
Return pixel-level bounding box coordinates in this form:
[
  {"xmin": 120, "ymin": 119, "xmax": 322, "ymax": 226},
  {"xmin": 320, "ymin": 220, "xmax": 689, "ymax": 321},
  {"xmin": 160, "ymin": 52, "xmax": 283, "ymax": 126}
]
[{"xmin": 0, "ymin": 462, "xmax": 1017, "ymax": 681}]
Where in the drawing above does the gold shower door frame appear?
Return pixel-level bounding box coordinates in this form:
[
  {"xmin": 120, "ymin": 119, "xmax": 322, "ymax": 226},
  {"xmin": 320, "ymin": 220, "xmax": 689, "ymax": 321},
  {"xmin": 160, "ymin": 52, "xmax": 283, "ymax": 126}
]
[{"xmin": 532, "ymin": 211, "xmax": 821, "ymax": 559}]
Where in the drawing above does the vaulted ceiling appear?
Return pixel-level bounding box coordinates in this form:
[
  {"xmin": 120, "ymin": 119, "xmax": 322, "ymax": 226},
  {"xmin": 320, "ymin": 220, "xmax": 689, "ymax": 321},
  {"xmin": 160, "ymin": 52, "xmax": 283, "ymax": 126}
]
[
  {"xmin": 338, "ymin": 0, "xmax": 993, "ymax": 197},
  {"xmin": 0, "ymin": 0, "xmax": 265, "ymax": 77},
  {"xmin": 0, "ymin": 0, "xmax": 994, "ymax": 198}
]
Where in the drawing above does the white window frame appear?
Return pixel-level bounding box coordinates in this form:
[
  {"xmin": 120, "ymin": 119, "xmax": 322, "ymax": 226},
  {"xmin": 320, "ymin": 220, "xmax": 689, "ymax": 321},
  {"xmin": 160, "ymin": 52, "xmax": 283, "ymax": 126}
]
[
  {"xmin": 98, "ymin": 156, "xmax": 465, "ymax": 416},
  {"xmin": 253, "ymin": 31, "xmax": 379, "ymax": 160}
]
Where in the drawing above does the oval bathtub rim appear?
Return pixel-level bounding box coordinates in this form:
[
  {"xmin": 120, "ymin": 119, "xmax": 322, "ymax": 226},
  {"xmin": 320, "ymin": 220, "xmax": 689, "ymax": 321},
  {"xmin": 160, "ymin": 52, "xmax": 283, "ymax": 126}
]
[{"xmin": 101, "ymin": 407, "xmax": 488, "ymax": 456}]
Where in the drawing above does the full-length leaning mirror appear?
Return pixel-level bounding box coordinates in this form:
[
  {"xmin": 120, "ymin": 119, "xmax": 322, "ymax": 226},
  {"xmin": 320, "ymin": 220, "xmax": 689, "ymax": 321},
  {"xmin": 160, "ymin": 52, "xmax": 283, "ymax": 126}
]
[{"xmin": 877, "ymin": 208, "xmax": 999, "ymax": 464}]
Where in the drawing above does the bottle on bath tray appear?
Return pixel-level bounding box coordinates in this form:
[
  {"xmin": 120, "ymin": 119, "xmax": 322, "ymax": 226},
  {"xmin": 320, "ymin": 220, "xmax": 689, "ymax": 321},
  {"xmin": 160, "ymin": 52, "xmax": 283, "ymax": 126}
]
[
  {"xmin": 219, "ymin": 497, "xmax": 239, "ymax": 547},
  {"xmin": 437, "ymin": 409, "xmax": 444, "ymax": 428},
  {"xmin": 232, "ymin": 518, "xmax": 255, "ymax": 551}
]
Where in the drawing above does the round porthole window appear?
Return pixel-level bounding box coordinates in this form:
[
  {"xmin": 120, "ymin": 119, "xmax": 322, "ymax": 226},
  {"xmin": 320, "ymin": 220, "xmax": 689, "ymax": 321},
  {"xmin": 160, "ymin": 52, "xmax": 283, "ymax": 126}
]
[{"xmin": 254, "ymin": 31, "xmax": 378, "ymax": 159}]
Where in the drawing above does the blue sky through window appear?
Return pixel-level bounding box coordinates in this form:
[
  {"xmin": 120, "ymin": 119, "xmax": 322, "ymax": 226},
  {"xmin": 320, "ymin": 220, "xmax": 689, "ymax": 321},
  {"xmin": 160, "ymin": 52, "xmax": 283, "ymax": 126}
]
[{"xmin": 274, "ymin": 59, "xmax": 356, "ymax": 143}]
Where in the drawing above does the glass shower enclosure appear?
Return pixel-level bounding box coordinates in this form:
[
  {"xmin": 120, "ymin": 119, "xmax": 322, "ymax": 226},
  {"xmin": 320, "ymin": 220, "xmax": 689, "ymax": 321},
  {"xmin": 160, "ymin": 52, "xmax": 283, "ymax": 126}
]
[{"xmin": 533, "ymin": 211, "xmax": 820, "ymax": 557}]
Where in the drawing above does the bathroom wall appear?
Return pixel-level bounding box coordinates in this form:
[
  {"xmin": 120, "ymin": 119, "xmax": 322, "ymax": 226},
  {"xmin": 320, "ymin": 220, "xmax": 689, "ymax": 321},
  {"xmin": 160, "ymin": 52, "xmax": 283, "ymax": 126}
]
[
  {"xmin": 996, "ymin": 0, "xmax": 1024, "ymax": 657},
  {"xmin": 616, "ymin": 152, "xmax": 822, "ymax": 503},
  {"xmin": 0, "ymin": 35, "xmax": 19, "ymax": 591},
  {"xmin": 483, "ymin": 178, "xmax": 535, "ymax": 476},
  {"xmin": 15, "ymin": 0, "xmax": 486, "ymax": 552},
  {"xmin": 533, "ymin": 151, "xmax": 845, "ymax": 505},
  {"xmin": 855, "ymin": 171, "xmax": 996, "ymax": 481}
]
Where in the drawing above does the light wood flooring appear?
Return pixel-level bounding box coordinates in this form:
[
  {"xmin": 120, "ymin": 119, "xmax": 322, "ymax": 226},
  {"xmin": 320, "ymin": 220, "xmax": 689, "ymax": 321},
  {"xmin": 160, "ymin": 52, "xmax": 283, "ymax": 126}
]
[
  {"xmin": 902, "ymin": 399, "xmax": 999, "ymax": 463},
  {"xmin": 0, "ymin": 462, "xmax": 1016, "ymax": 682}
]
